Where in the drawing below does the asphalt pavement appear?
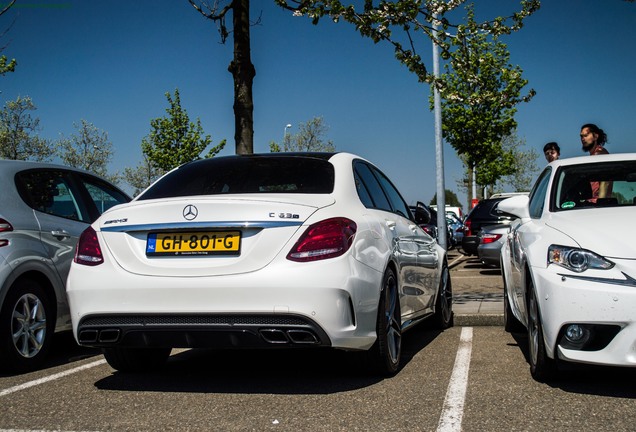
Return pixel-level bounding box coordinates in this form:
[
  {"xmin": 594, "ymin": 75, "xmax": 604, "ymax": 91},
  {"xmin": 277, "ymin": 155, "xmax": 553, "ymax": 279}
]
[{"xmin": 448, "ymin": 248, "xmax": 505, "ymax": 327}]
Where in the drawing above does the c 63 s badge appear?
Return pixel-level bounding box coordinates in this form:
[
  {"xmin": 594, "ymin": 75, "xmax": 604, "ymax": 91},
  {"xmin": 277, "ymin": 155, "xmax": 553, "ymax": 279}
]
[{"xmin": 269, "ymin": 212, "xmax": 300, "ymax": 219}]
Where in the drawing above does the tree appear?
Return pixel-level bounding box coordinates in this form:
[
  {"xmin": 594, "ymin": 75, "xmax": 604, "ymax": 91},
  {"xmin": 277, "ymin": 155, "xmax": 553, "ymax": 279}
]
[
  {"xmin": 433, "ymin": 6, "xmax": 535, "ymax": 184},
  {"xmin": 430, "ymin": 189, "xmax": 462, "ymax": 208},
  {"xmin": 275, "ymin": 1, "xmax": 539, "ymax": 84},
  {"xmin": 141, "ymin": 88, "xmax": 225, "ymax": 172},
  {"xmin": 189, "ymin": 0, "xmax": 255, "ymax": 155},
  {"xmin": 0, "ymin": 0, "xmax": 17, "ymax": 76},
  {"xmin": 496, "ymin": 135, "xmax": 540, "ymax": 193},
  {"xmin": 0, "ymin": 96, "xmax": 53, "ymax": 161},
  {"xmin": 0, "ymin": 55, "xmax": 16, "ymax": 76},
  {"xmin": 56, "ymin": 119, "xmax": 116, "ymax": 180},
  {"xmin": 269, "ymin": 116, "xmax": 335, "ymax": 152},
  {"xmin": 123, "ymin": 154, "xmax": 163, "ymax": 197},
  {"xmin": 455, "ymin": 134, "xmax": 540, "ymax": 200}
]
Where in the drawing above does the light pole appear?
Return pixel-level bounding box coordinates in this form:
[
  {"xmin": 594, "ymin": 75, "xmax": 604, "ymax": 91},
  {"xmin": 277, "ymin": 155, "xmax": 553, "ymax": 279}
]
[
  {"xmin": 432, "ymin": 14, "xmax": 447, "ymax": 250},
  {"xmin": 283, "ymin": 124, "xmax": 292, "ymax": 142}
]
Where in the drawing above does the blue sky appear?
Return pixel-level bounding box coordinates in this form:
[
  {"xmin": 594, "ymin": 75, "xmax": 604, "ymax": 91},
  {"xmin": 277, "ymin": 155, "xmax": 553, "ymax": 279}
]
[{"xmin": 1, "ymin": 1, "xmax": 635, "ymax": 208}]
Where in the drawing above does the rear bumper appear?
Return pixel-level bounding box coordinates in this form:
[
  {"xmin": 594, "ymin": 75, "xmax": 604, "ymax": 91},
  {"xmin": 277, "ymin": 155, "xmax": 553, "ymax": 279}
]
[
  {"xmin": 477, "ymin": 242, "xmax": 502, "ymax": 267},
  {"xmin": 67, "ymin": 255, "xmax": 382, "ymax": 352},
  {"xmin": 462, "ymin": 235, "xmax": 479, "ymax": 255},
  {"xmin": 77, "ymin": 313, "xmax": 332, "ymax": 349}
]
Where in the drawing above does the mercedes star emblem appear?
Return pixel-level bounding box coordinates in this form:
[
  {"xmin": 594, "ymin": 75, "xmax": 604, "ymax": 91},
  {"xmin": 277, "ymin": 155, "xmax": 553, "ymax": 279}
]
[{"xmin": 182, "ymin": 204, "xmax": 198, "ymax": 221}]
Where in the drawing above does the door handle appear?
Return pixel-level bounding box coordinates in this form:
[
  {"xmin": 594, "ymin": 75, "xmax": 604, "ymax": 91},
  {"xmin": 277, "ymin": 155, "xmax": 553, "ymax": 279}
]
[{"xmin": 51, "ymin": 230, "xmax": 71, "ymax": 240}]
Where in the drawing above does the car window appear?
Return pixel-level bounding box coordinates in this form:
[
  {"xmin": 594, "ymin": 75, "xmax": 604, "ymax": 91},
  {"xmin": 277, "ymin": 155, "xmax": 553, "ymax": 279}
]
[
  {"xmin": 528, "ymin": 167, "xmax": 551, "ymax": 218},
  {"xmin": 80, "ymin": 176, "xmax": 130, "ymax": 215},
  {"xmin": 353, "ymin": 169, "xmax": 374, "ymax": 208},
  {"xmin": 369, "ymin": 166, "xmax": 411, "ymax": 218},
  {"xmin": 554, "ymin": 160, "xmax": 636, "ymax": 211},
  {"xmin": 16, "ymin": 170, "xmax": 88, "ymax": 222},
  {"xmin": 353, "ymin": 162, "xmax": 392, "ymax": 212}
]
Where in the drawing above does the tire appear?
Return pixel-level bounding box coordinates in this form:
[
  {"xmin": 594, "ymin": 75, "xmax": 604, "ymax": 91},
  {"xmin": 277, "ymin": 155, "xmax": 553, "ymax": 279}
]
[
  {"xmin": 0, "ymin": 279, "xmax": 55, "ymax": 373},
  {"xmin": 502, "ymin": 268, "xmax": 524, "ymax": 333},
  {"xmin": 103, "ymin": 346, "xmax": 171, "ymax": 373},
  {"xmin": 431, "ymin": 263, "xmax": 453, "ymax": 329},
  {"xmin": 526, "ymin": 281, "xmax": 556, "ymax": 382},
  {"xmin": 366, "ymin": 268, "xmax": 402, "ymax": 376}
]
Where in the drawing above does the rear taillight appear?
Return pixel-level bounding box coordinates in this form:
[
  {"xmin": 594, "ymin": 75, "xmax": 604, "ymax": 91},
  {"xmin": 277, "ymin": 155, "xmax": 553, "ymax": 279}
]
[
  {"xmin": 74, "ymin": 226, "xmax": 104, "ymax": 266},
  {"xmin": 287, "ymin": 217, "xmax": 357, "ymax": 262},
  {"xmin": 0, "ymin": 218, "xmax": 13, "ymax": 247},
  {"xmin": 480, "ymin": 233, "xmax": 502, "ymax": 245},
  {"xmin": 464, "ymin": 219, "xmax": 472, "ymax": 236},
  {"xmin": 0, "ymin": 218, "xmax": 13, "ymax": 232}
]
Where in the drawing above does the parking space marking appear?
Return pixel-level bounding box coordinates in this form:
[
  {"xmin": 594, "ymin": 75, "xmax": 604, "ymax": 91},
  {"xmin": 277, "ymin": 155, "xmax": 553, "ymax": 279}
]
[
  {"xmin": 437, "ymin": 327, "xmax": 473, "ymax": 432},
  {"xmin": 0, "ymin": 359, "xmax": 106, "ymax": 397}
]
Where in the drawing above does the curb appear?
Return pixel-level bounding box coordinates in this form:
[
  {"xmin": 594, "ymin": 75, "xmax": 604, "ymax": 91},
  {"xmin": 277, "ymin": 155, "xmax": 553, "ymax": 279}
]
[{"xmin": 454, "ymin": 313, "xmax": 504, "ymax": 327}]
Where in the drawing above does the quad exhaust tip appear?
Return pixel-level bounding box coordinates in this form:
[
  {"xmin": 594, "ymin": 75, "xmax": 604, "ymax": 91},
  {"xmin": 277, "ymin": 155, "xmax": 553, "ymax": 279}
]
[{"xmin": 259, "ymin": 329, "xmax": 319, "ymax": 344}]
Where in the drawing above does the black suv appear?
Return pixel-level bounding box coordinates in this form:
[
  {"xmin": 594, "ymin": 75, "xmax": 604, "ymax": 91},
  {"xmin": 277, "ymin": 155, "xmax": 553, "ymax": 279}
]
[{"xmin": 461, "ymin": 194, "xmax": 526, "ymax": 256}]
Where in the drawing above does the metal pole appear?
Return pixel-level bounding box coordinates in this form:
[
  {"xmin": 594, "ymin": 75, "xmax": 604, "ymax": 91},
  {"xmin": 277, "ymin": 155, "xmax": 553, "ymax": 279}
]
[{"xmin": 432, "ymin": 14, "xmax": 447, "ymax": 250}]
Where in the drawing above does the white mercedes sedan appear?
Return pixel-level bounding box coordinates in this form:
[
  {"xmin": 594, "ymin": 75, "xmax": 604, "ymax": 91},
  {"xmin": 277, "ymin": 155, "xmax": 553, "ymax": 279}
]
[
  {"xmin": 500, "ymin": 153, "xmax": 636, "ymax": 381},
  {"xmin": 67, "ymin": 152, "xmax": 453, "ymax": 375}
]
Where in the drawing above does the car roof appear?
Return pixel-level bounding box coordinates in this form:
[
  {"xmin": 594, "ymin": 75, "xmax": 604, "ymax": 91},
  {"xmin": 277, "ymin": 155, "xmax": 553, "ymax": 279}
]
[
  {"xmin": 548, "ymin": 152, "xmax": 636, "ymax": 167},
  {"xmin": 0, "ymin": 159, "xmax": 94, "ymax": 175}
]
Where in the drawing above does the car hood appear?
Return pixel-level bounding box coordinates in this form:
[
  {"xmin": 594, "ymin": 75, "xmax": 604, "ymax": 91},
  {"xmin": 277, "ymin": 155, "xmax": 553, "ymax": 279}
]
[{"xmin": 546, "ymin": 208, "xmax": 636, "ymax": 259}]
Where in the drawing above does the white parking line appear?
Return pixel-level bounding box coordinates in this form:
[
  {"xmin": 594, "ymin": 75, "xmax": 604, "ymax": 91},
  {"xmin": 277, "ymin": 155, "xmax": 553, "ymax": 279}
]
[
  {"xmin": 449, "ymin": 254, "xmax": 465, "ymax": 268},
  {"xmin": 436, "ymin": 327, "xmax": 473, "ymax": 432},
  {"xmin": 0, "ymin": 359, "xmax": 106, "ymax": 397}
]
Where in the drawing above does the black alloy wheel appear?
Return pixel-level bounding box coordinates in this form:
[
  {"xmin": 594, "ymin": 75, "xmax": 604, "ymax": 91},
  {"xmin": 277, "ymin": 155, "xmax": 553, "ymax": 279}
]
[
  {"xmin": 526, "ymin": 278, "xmax": 556, "ymax": 382},
  {"xmin": 432, "ymin": 263, "xmax": 453, "ymax": 329},
  {"xmin": 367, "ymin": 268, "xmax": 402, "ymax": 376}
]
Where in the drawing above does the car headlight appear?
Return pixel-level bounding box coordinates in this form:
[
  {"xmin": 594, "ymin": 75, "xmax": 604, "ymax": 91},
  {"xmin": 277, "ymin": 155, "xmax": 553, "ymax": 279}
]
[{"xmin": 548, "ymin": 245, "xmax": 614, "ymax": 273}]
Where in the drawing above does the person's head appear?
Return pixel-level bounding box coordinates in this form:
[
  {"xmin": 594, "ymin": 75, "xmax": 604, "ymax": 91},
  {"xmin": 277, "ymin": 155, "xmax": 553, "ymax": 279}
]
[
  {"xmin": 580, "ymin": 123, "xmax": 607, "ymax": 152},
  {"xmin": 543, "ymin": 142, "xmax": 560, "ymax": 163}
]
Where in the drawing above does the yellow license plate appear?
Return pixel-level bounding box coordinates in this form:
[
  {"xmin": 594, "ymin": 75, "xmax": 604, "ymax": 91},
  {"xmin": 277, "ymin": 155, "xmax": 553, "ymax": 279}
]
[{"xmin": 146, "ymin": 231, "xmax": 241, "ymax": 256}]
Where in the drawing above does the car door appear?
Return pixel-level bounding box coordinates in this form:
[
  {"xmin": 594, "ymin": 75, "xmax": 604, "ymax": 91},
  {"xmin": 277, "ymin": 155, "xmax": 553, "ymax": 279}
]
[
  {"xmin": 510, "ymin": 168, "xmax": 552, "ymax": 321},
  {"xmin": 354, "ymin": 161, "xmax": 437, "ymax": 318},
  {"xmin": 19, "ymin": 169, "xmax": 129, "ymax": 290}
]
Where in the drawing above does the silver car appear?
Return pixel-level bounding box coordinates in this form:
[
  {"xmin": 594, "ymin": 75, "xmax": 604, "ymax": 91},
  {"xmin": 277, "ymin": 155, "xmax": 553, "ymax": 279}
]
[
  {"xmin": 0, "ymin": 160, "xmax": 129, "ymax": 372},
  {"xmin": 477, "ymin": 224, "xmax": 510, "ymax": 268}
]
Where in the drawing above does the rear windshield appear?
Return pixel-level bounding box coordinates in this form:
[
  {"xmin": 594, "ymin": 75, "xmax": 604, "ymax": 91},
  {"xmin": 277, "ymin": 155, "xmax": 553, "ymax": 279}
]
[{"xmin": 138, "ymin": 155, "xmax": 335, "ymax": 200}]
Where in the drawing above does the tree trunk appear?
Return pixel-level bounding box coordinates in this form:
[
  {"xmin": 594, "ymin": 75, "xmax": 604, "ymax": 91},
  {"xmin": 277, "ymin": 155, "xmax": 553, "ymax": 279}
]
[{"xmin": 228, "ymin": 0, "xmax": 255, "ymax": 155}]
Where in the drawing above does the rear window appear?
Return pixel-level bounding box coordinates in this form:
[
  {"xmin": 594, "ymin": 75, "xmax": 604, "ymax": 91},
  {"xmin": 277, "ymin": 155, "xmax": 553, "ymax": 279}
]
[
  {"xmin": 138, "ymin": 155, "xmax": 335, "ymax": 200},
  {"xmin": 468, "ymin": 199, "xmax": 502, "ymax": 219}
]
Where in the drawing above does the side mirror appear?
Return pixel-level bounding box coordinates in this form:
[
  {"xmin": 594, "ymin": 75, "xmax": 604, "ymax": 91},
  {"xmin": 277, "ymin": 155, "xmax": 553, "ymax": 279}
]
[{"xmin": 497, "ymin": 195, "xmax": 530, "ymax": 219}]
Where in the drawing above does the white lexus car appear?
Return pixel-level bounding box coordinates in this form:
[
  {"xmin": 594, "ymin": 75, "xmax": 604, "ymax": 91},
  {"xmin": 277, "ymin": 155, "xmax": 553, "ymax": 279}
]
[
  {"xmin": 499, "ymin": 153, "xmax": 636, "ymax": 381},
  {"xmin": 67, "ymin": 152, "xmax": 453, "ymax": 375}
]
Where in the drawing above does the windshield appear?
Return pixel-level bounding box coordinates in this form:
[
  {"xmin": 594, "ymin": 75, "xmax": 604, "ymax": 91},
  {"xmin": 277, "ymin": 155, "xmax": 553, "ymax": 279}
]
[{"xmin": 553, "ymin": 160, "xmax": 636, "ymax": 211}]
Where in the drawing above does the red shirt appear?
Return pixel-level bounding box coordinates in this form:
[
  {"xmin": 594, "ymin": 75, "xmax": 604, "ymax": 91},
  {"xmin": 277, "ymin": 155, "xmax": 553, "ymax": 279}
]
[{"xmin": 589, "ymin": 144, "xmax": 611, "ymax": 202}]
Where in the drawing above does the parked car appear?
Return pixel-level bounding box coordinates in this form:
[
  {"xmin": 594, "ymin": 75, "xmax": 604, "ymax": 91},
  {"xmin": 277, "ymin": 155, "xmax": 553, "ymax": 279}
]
[
  {"xmin": 410, "ymin": 203, "xmax": 457, "ymax": 249},
  {"xmin": 500, "ymin": 154, "xmax": 636, "ymax": 382},
  {"xmin": 67, "ymin": 153, "xmax": 454, "ymax": 376},
  {"xmin": 476, "ymin": 224, "xmax": 509, "ymax": 267},
  {"xmin": 446, "ymin": 212, "xmax": 465, "ymax": 248},
  {"xmin": 434, "ymin": 205, "xmax": 463, "ymax": 221},
  {"xmin": 410, "ymin": 202, "xmax": 438, "ymax": 241},
  {"xmin": 461, "ymin": 193, "xmax": 526, "ymax": 256},
  {"xmin": 0, "ymin": 160, "xmax": 130, "ymax": 372}
]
